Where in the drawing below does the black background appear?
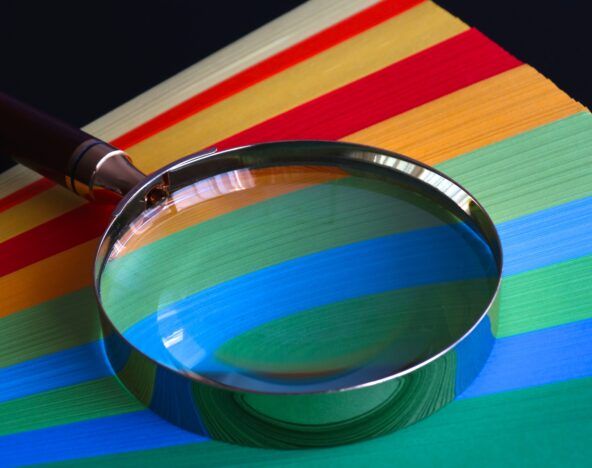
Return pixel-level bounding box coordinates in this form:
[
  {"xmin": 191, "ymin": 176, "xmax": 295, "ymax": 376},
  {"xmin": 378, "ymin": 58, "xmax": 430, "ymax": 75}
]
[{"xmin": 1, "ymin": 0, "xmax": 590, "ymax": 173}]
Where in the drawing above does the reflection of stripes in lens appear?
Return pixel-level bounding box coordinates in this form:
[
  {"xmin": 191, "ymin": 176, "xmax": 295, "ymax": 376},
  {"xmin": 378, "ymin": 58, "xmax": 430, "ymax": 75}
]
[
  {"xmin": 121, "ymin": 224, "xmax": 495, "ymax": 378},
  {"xmin": 101, "ymin": 171, "xmax": 465, "ymax": 330},
  {"xmin": 99, "ymin": 170, "xmax": 497, "ymax": 386}
]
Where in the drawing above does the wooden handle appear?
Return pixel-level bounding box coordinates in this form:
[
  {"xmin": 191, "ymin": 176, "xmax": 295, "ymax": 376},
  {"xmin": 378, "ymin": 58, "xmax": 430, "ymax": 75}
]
[{"xmin": 0, "ymin": 91, "xmax": 95, "ymax": 187}]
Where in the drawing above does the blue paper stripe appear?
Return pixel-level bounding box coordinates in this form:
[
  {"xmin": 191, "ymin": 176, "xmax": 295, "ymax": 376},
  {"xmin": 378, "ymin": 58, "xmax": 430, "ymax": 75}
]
[
  {"xmin": 0, "ymin": 410, "xmax": 206, "ymax": 466},
  {"xmin": 460, "ymin": 317, "xmax": 592, "ymax": 398},
  {"xmin": 0, "ymin": 342, "xmax": 111, "ymax": 403},
  {"xmin": 499, "ymin": 196, "xmax": 592, "ymax": 276}
]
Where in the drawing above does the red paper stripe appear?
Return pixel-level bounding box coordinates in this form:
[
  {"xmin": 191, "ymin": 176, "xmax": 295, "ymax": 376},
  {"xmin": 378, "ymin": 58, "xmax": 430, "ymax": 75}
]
[
  {"xmin": 0, "ymin": 0, "xmax": 420, "ymax": 212},
  {"xmin": 0, "ymin": 29, "xmax": 520, "ymax": 277},
  {"xmin": 111, "ymin": 0, "xmax": 423, "ymax": 150},
  {"xmin": 216, "ymin": 28, "xmax": 521, "ymax": 150},
  {"xmin": 0, "ymin": 178, "xmax": 55, "ymax": 213},
  {"xmin": 0, "ymin": 203, "xmax": 113, "ymax": 277}
]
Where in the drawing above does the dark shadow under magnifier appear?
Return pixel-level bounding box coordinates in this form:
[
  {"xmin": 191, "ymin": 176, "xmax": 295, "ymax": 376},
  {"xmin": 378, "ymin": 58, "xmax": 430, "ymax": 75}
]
[{"xmin": 0, "ymin": 93, "xmax": 502, "ymax": 448}]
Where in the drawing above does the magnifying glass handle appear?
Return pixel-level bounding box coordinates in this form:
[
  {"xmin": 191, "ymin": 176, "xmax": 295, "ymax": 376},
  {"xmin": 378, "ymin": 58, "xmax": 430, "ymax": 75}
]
[{"xmin": 0, "ymin": 92, "xmax": 144, "ymax": 200}]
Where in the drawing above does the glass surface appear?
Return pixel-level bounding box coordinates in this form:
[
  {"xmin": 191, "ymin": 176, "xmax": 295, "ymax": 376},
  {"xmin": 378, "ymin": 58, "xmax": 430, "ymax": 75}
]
[{"xmin": 99, "ymin": 164, "xmax": 498, "ymax": 393}]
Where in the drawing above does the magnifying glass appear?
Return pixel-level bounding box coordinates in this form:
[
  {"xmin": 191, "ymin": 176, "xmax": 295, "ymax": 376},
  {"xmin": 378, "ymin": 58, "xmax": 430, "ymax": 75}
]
[{"xmin": 0, "ymin": 93, "xmax": 501, "ymax": 448}]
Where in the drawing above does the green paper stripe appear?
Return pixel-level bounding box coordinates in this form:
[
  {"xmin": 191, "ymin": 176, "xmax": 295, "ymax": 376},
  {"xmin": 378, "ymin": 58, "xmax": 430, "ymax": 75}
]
[
  {"xmin": 0, "ymin": 378, "xmax": 141, "ymax": 437},
  {"xmin": 0, "ymin": 288, "xmax": 99, "ymax": 368},
  {"xmin": 497, "ymin": 255, "xmax": 592, "ymax": 337},
  {"xmin": 43, "ymin": 376, "xmax": 592, "ymax": 467},
  {"xmin": 437, "ymin": 112, "xmax": 592, "ymax": 223}
]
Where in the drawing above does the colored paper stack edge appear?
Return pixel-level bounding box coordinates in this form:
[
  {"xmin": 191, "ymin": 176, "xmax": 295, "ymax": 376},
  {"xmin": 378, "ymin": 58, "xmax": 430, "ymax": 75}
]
[{"xmin": 0, "ymin": 0, "xmax": 590, "ymax": 465}]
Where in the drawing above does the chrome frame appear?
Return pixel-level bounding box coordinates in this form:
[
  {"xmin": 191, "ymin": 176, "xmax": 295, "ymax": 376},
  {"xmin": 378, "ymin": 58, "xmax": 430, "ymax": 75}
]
[{"xmin": 93, "ymin": 141, "xmax": 503, "ymax": 448}]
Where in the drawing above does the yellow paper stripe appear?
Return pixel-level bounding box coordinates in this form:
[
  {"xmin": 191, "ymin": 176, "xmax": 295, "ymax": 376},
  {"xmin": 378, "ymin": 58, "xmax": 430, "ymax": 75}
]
[
  {"xmin": 0, "ymin": 240, "xmax": 96, "ymax": 319},
  {"xmin": 126, "ymin": 2, "xmax": 468, "ymax": 172},
  {"xmin": 0, "ymin": 187, "xmax": 85, "ymax": 243},
  {"xmin": 344, "ymin": 65, "xmax": 585, "ymax": 164}
]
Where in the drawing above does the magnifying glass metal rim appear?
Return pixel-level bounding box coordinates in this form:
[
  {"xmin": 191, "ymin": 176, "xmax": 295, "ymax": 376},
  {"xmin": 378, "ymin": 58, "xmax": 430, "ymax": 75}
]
[
  {"xmin": 93, "ymin": 140, "xmax": 503, "ymax": 396},
  {"xmin": 0, "ymin": 92, "xmax": 503, "ymax": 445}
]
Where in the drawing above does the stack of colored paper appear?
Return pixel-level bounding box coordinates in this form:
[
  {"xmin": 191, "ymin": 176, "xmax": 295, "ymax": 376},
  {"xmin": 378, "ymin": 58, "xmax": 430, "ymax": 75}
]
[{"xmin": 0, "ymin": 0, "xmax": 590, "ymax": 465}]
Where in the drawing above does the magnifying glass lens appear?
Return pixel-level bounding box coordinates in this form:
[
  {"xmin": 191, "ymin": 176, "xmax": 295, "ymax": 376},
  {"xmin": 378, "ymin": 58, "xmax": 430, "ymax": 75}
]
[{"xmin": 99, "ymin": 164, "xmax": 498, "ymax": 393}]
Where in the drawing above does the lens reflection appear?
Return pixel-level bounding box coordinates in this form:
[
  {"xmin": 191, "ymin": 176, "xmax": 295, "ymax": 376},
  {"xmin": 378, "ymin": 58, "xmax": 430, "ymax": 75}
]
[{"xmin": 99, "ymin": 164, "xmax": 498, "ymax": 393}]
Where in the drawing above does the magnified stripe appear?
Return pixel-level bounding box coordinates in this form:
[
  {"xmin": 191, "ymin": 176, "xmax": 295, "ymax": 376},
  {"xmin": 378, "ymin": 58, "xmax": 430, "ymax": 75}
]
[
  {"xmin": 114, "ymin": 166, "xmax": 348, "ymax": 255},
  {"xmin": 213, "ymin": 279, "xmax": 493, "ymax": 377},
  {"xmin": 120, "ymin": 224, "xmax": 494, "ymax": 369},
  {"xmin": 102, "ymin": 176, "xmax": 467, "ymax": 331}
]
